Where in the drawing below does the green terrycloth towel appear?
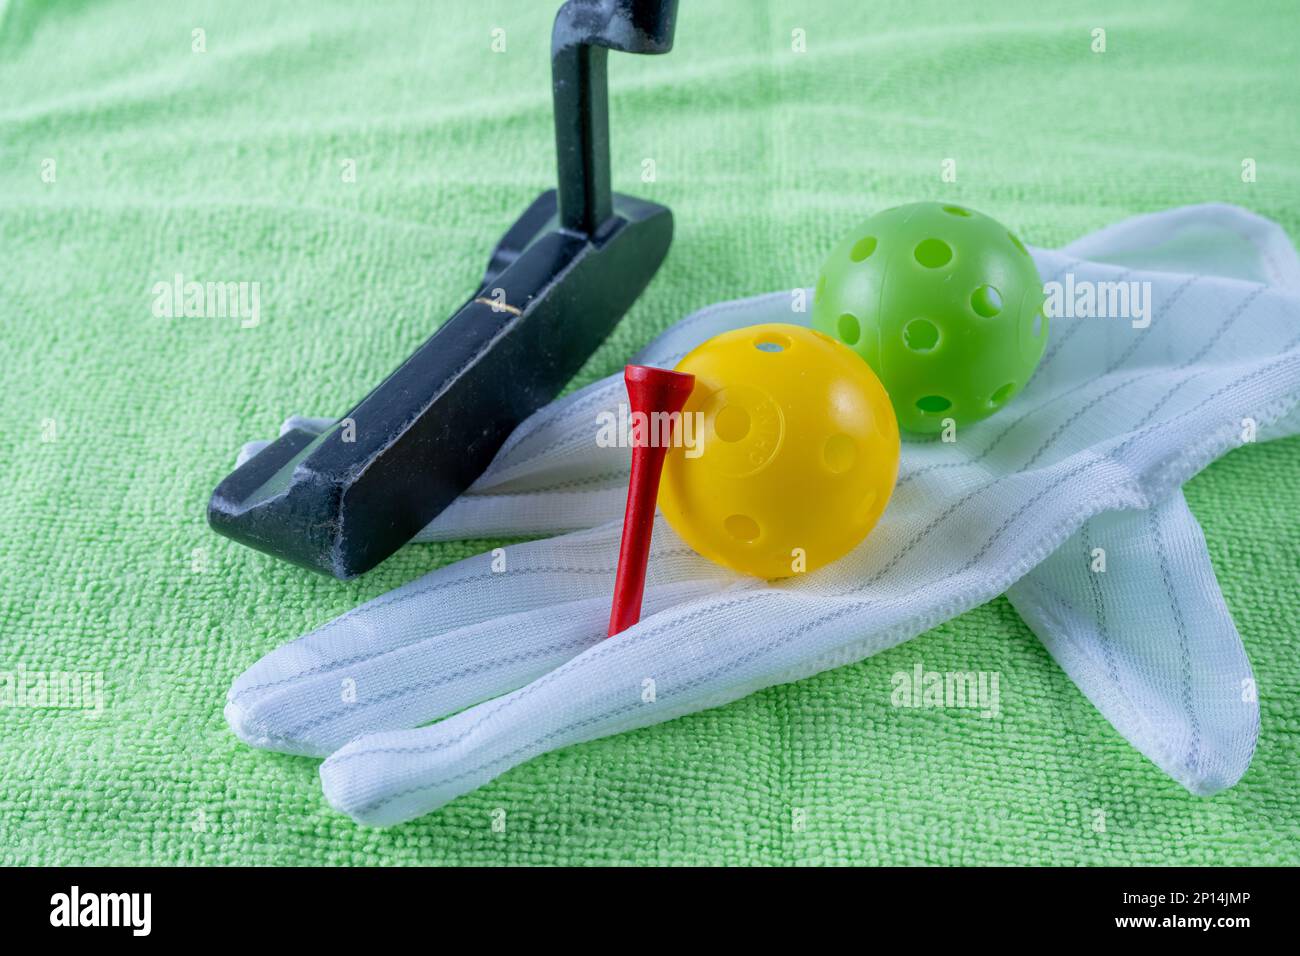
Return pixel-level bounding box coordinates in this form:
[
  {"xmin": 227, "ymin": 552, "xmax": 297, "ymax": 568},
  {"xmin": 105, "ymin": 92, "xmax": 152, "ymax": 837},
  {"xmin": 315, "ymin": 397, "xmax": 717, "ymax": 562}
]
[{"xmin": 1, "ymin": 0, "xmax": 1297, "ymax": 865}]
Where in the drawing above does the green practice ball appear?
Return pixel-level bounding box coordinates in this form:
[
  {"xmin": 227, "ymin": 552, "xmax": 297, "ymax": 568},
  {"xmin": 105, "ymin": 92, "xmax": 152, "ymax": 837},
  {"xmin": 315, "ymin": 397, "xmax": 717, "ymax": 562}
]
[{"xmin": 812, "ymin": 201, "xmax": 1048, "ymax": 434}]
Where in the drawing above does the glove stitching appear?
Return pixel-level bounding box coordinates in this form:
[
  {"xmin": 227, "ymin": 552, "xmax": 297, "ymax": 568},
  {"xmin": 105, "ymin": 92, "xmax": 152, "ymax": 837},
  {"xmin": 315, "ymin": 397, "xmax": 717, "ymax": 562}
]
[
  {"xmin": 1148, "ymin": 508, "xmax": 1202, "ymax": 775},
  {"xmin": 278, "ymin": 634, "xmax": 597, "ymax": 739},
  {"xmin": 464, "ymin": 469, "xmax": 630, "ymax": 498},
  {"xmin": 1078, "ymin": 521, "xmax": 1123, "ymax": 691},
  {"xmin": 1009, "ymin": 575, "xmax": 1202, "ymax": 790},
  {"xmin": 230, "ymin": 548, "xmax": 698, "ymax": 702}
]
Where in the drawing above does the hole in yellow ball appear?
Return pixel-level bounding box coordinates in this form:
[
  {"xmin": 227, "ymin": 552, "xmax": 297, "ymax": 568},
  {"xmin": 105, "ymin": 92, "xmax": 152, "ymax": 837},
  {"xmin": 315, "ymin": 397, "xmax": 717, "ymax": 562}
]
[
  {"xmin": 714, "ymin": 404, "xmax": 751, "ymax": 442},
  {"xmin": 850, "ymin": 236, "xmax": 877, "ymax": 262},
  {"xmin": 724, "ymin": 514, "xmax": 760, "ymax": 543},
  {"xmin": 823, "ymin": 433, "xmax": 857, "ymax": 474},
  {"xmin": 854, "ymin": 489, "xmax": 879, "ymax": 526},
  {"xmin": 754, "ymin": 332, "xmax": 792, "ymax": 353},
  {"xmin": 916, "ymin": 395, "xmax": 951, "ymax": 414},
  {"xmin": 970, "ymin": 285, "xmax": 1002, "ymax": 318},
  {"xmin": 837, "ymin": 312, "xmax": 861, "ymax": 345},
  {"xmin": 914, "ymin": 238, "xmax": 953, "ymax": 269},
  {"xmin": 903, "ymin": 318, "xmax": 940, "ymax": 352}
]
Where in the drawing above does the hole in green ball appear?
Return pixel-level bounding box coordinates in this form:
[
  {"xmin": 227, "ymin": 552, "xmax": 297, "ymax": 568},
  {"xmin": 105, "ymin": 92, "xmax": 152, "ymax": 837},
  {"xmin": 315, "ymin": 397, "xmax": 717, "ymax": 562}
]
[
  {"xmin": 970, "ymin": 285, "xmax": 1003, "ymax": 318},
  {"xmin": 903, "ymin": 318, "xmax": 940, "ymax": 352},
  {"xmin": 914, "ymin": 238, "xmax": 953, "ymax": 269},
  {"xmin": 850, "ymin": 236, "xmax": 877, "ymax": 262},
  {"xmin": 837, "ymin": 313, "xmax": 861, "ymax": 345},
  {"xmin": 916, "ymin": 395, "xmax": 952, "ymax": 414},
  {"xmin": 1009, "ymin": 232, "xmax": 1029, "ymax": 256},
  {"xmin": 990, "ymin": 383, "xmax": 1017, "ymax": 407},
  {"xmin": 942, "ymin": 205, "xmax": 971, "ymax": 217},
  {"xmin": 724, "ymin": 514, "xmax": 760, "ymax": 543}
]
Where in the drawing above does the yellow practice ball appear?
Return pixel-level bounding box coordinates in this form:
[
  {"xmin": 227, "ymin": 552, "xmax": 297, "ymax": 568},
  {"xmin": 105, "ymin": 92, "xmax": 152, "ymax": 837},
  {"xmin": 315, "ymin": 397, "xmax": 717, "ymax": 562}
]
[{"xmin": 658, "ymin": 323, "xmax": 900, "ymax": 579}]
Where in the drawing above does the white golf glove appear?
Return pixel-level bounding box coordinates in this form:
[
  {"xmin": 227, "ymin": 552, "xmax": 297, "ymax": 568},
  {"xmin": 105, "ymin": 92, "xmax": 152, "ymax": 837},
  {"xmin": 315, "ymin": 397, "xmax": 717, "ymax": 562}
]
[{"xmin": 225, "ymin": 204, "xmax": 1300, "ymax": 825}]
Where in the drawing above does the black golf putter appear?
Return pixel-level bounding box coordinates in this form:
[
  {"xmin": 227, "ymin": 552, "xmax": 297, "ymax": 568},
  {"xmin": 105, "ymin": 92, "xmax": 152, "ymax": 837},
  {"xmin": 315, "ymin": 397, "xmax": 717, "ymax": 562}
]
[{"xmin": 209, "ymin": 0, "xmax": 679, "ymax": 578}]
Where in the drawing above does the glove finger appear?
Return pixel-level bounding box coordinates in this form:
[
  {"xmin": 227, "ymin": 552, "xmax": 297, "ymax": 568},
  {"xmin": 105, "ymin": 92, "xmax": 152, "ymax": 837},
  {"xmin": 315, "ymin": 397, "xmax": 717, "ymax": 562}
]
[
  {"xmin": 318, "ymin": 583, "xmax": 801, "ymax": 827},
  {"xmin": 1008, "ymin": 491, "xmax": 1259, "ymax": 795},
  {"xmin": 227, "ymin": 517, "xmax": 738, "ymax": 756},
  {"xmin": 227, "ymin": 580, "xmax": 720, "ymax": 757},
  {"xmin": 1063, "ymin": 203, "xmax": 1300, "ymax": 291}
]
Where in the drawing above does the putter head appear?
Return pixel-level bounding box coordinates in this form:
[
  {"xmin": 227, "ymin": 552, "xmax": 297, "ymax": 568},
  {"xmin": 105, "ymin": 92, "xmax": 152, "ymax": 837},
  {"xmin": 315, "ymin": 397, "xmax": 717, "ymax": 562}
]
[{"xmin": 208, "ymin": 0, "xmax": 679, "ymax": 578}]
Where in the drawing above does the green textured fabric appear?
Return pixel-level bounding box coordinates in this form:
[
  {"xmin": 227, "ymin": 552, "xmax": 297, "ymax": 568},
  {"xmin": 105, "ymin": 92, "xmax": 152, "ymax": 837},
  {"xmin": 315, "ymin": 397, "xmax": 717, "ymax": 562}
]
[{"xmin": 2, "ymin": 0, "xmax": 1297, "ymax": 865}]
